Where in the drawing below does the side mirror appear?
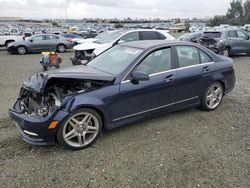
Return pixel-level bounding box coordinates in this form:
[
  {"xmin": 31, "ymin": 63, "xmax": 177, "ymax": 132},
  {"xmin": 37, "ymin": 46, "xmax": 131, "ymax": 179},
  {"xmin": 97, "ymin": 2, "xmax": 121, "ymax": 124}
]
[
  {"xmin": 131, "ymin": 71, "xmax": 149, "ymax": 83},
  {"xmin": 30, "ymin": 39, "xmax": 33, "ymax": 42}
]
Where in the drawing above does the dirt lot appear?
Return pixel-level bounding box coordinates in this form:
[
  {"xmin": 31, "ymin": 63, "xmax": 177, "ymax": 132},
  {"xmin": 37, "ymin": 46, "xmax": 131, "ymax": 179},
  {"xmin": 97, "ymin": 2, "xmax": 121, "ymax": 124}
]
[{"xmin": 0, "ymin": 47, "xmax": 249, "ymax": 188}]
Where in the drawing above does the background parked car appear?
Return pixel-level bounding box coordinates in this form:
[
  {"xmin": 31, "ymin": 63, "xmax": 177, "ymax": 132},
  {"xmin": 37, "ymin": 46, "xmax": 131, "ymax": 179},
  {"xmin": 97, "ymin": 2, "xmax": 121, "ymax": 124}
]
[
  {"xmin": 198, "ymin": 29, "xmax": 250, "ymax": 56},
  {"xmin": 72, "ymin": 31, "xmax": 114, "ymax": 45},
  {"xmin": 71, "ymin": 29, "xmax": 175, "ymax": 65},
  {"xmin": 60, "ymin": 33, "xmax": 81, "ymax": 42},
  {"xmin": 0, "ymin": 32, "xmax": 23, "ymax": 47},
  {"xmin": 177, "ymin": 32, "xmax": 202, "ymax": 43},
  {"xmin": 7, "ymin": 34, "xmax": 74, "ymax": 55}
]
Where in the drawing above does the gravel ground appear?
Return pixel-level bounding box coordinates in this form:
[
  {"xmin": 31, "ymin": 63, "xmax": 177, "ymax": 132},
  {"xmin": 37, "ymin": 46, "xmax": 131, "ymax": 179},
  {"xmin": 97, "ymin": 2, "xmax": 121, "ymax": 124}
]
[{"xmin": 0, "ymin": 47, "xmax": 249, "ymax": 188}]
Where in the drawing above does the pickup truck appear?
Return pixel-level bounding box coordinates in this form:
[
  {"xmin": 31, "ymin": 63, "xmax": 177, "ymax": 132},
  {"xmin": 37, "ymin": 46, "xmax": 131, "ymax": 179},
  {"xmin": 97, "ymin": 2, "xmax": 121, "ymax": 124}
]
[{"xmin": 0, "ymin": 32, "xmax": 23, "ymax": 47}]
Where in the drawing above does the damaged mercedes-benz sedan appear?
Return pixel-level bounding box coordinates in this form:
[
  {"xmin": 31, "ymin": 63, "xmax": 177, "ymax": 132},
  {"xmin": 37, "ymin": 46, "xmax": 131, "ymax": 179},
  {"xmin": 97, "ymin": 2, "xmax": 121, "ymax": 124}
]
[{"xmin": 9, "ymin": 40, "xmax": 235, "ymax": 150}]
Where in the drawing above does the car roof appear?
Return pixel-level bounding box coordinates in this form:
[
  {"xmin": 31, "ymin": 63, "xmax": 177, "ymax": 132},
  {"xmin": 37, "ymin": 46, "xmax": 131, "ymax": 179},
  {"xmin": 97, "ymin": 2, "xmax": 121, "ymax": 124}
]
[{"xmin": 119, "ymin": 40, "xmax": 197, "ymax": 50}]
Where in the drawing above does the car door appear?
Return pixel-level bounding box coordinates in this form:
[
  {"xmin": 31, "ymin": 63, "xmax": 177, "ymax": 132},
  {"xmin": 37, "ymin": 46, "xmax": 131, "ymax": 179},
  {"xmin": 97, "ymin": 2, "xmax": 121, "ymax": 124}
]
[
  {"xmin": 174, "ymin": 45, "xmax": 214, "ymax": 109},
  {"xmin": 227, "ymin": 30, "xmax": 250, "ymax": 53},
  {"xmin": 112, "ymin": 47, "xmax": 177, "ymax": 122},
  {"xmin": 235, "ymin": 30, "xmax": 250, "ymax": 52},
  {"xmin": 44, "ymin": 35, "xmax": 58, "ymax": 51},
  {"xmin": 29, "ymin": 35, "xmax": 47, "ymax": 51}
]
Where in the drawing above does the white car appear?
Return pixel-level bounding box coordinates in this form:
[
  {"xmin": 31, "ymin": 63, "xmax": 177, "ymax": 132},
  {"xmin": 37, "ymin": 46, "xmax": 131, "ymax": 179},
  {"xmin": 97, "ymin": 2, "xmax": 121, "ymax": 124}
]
[
  {"xmin": 0, "ymin": 32, "xmax": 23, "ymax": 47},
  {"xmin": 72, "ymin": 32, "xmax": 112, "ymax": 45},
  {"xmin": 71, "ymin": 29, "xmax": 175, "ymax": 65},
  {"xmin": 243, "ymin": 24, "xmax": 250, "ymax": 31}
]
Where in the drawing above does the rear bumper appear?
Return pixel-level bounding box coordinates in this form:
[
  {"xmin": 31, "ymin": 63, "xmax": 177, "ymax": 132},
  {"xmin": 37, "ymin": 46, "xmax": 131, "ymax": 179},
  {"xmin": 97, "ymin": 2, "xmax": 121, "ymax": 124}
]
[
  {"xmin": 200, "ymin": 43, "xmax": 226, "ymax": 54},
  {"xmin": 7, "ymin": 46, "xmax": 17, "ymax": 53},
  {"xmin": 9, "ymin": 108, "xmax": 69, "ymax": 146}
]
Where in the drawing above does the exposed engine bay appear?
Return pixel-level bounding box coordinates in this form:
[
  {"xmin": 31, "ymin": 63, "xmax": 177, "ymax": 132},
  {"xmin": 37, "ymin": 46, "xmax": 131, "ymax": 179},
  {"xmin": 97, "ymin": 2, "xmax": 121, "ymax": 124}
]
[
  {"xmin": 71, "ymin": 50, "xmax": 96, "ymax": 65},
  {"xmin": 14, "ymin": 78, "xmax": 106, "ymax": 117}
]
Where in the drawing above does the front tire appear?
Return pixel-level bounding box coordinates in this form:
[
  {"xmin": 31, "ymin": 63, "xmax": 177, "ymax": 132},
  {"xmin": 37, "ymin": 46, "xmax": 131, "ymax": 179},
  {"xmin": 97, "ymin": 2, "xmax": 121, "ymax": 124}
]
[
  {"xmin": 17, "ymin": 46, "xmax": 27, "ymax": 55},
  {"xmin": 57, "ymin": 108, "xmax": 102, "ymax": 150},
  {"xmin": 200, "ymin": 82, "xmax": 224, "ymax": 111},
  {"xmin": 57, "ymin": 44, "xmax": 66, "ymax": 53}
]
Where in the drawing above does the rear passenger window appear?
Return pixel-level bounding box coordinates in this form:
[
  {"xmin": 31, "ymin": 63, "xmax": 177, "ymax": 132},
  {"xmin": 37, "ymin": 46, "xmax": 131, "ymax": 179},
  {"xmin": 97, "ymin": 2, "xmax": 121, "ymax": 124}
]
[
  {"xmin": 141, "ymin": 31, "xmax": 160, "ymax": 40},
  {"xmin": 176, "ymin": 46, "xmax": 200, "ymax": 68},
  {"xmin": 200, "ymin": 50, "xmax": 212, "ymax": 63}
]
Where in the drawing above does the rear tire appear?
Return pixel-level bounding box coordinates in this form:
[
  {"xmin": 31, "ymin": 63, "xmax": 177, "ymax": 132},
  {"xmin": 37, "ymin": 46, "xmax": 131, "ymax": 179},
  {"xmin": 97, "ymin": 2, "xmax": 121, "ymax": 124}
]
[
  {"xmin": 57, "ymin": 108, "xmax": 102, "ymax": 150},
  {"xmin": 200, "ymin": 82, "xmax": 224, "ymax": 111},
  {"xmin": 17, "ymin": 46, "xmax": 27, "ymax": 55},
  {"xmin": 57, "ymin": 44, "xmax": 66, "ymax": 53},
  {"xmin": 221, "ymin": 48, "xmax": 229, "ymax": 57}
]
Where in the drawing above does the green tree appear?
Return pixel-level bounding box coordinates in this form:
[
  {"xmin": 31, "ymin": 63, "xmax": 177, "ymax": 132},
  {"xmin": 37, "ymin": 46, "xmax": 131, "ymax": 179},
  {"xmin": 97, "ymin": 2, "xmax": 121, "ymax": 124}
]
[
  {"xmin": 244, "ymin": 0, "xmax": 250, "ymax": 23},
  {"xmin": 227, "ymin": 0, "xmax": 244, "ymax": 19},
  {"xmin": 208, "ymin": 0, "xmax": 245, "ymax": 26},
  {"xmin": 207, "ymin": 15, "xmax": 228, "ymax": 26}
]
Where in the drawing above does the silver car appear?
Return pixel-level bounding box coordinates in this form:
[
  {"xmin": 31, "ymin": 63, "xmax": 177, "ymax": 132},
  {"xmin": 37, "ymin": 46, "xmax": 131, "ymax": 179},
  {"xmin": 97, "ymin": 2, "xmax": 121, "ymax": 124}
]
[{"xmin": 7, "ymin": 34, "xmax": 74, "ymax": 55}]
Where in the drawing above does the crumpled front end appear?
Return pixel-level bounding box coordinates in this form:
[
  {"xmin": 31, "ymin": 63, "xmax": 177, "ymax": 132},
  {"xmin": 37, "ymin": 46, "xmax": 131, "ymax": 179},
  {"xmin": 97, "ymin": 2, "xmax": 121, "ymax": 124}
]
[{"xmin": 9, "ymin": 73, "xmax": 110, "ymax": 146}]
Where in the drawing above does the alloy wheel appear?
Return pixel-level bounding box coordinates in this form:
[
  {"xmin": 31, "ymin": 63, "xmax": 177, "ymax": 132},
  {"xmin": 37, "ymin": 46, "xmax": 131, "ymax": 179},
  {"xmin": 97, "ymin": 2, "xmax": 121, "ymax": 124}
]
[
  {"xmin": 62, "ymin": 112, "xmax": 100, "ymax": 148},
  {"xmin": 57, "ymin": 45, "xmax": 66, "ymax": 53},
  {"xmin": 206, "ymin": 84, "xmax": 223, "ymax": 109},
  {"xmin": 222, "ymin": 48, "xmax": 229, "ymax": 57},
  {"xmin": 17, "ymin": 46, "xmax": 26, "ymax": 55}
]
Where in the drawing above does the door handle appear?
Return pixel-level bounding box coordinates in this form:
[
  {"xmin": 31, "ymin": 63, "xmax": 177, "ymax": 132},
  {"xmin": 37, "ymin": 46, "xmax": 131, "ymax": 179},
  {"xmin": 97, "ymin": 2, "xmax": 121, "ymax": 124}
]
[
  {"xmin": 164, "ymin": 74, "xmax": 174, "ymax": 82},
  {"xmin": 202, "ymin": 66, "xmax": 210, "ymax": 72}
]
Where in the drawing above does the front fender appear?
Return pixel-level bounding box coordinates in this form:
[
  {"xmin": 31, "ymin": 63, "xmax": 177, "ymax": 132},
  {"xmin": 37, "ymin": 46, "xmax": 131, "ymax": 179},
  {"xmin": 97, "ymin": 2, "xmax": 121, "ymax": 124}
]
[
  {"xmin": 65, "ymin": 95, "xmax": 108, "ymax": 128},
  {"xmin": 70, "ymin": 96, "xmax": 105, "ymax": 111}
]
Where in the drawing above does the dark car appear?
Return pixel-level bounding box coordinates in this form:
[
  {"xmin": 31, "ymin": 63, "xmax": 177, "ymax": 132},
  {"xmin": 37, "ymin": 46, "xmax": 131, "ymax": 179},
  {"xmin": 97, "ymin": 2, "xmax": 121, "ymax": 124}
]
[
  {"xmin": 83, "ymin": 32, "xmax": 99, "ymax": 39},
  {"xmin": 178, "ymin": 32, "xmax": 202, "ymax": 43},
  {"xmin": 7, "ymin": 34, "xmax": 74, "ymax": 55},
  {"xmin": 60, "ymin": 33, "xmax": 81, "ymax": 41},
  {"xmin": 198, "ymin": 29, "xmax": 250, "ymax": 56},
  {"xmin": 9, "ymin": 41, "xmax": 236, "ymax": 150}
]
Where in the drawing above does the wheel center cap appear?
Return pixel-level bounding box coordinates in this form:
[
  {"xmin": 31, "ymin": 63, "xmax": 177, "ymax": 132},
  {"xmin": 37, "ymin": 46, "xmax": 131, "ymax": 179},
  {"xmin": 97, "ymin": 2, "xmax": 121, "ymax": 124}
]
[{"xmin": 78, "ymin": 125, "xmax": 86, "ymax": 132}]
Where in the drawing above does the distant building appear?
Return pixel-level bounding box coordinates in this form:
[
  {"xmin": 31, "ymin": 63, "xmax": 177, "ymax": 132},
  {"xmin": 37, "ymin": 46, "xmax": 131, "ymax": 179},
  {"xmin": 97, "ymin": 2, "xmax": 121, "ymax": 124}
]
[{"xmin": 0, "ymin": 17, "xmax": 23, "ymax": 21}]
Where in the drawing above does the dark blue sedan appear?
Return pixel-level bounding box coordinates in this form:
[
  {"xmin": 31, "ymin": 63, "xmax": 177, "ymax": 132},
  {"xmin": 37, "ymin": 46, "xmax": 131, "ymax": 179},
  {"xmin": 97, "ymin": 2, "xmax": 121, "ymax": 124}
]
[{"xmin": 9, "ymin": 41, "xmax": 236, "ymax": 150}]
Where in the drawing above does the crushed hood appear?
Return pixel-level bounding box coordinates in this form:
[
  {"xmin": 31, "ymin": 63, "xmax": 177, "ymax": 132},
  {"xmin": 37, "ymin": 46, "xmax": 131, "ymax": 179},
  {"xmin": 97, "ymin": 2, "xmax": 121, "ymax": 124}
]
[
  {"xmin": 73, "ymin": 42, "xmax": 111, "ymax": 51},
  {"xmin": 77, "ymin": 38, "xmax": 97, "ymax": 44},
  {"xmin": 23, "ymin": 65, "xmax": 115, "ymax": 93}
]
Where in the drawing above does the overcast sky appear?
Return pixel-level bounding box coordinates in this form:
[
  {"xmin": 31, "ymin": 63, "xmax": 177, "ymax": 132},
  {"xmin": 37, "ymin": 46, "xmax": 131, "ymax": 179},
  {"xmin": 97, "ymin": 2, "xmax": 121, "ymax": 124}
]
[{"xmin": 0, "ymin": 0, "xmax": 232, "ymax": 19}]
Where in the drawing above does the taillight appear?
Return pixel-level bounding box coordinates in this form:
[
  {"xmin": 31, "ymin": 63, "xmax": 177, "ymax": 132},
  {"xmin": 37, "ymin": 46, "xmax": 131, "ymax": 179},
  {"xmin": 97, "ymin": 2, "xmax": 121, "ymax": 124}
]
[
  {"xmin": 67, "ymin": 38, "xmax": 73, "ymax": 43},
  {"xmin": 231, "ymin": 63, "xmax": 234, "ymax": 70}
]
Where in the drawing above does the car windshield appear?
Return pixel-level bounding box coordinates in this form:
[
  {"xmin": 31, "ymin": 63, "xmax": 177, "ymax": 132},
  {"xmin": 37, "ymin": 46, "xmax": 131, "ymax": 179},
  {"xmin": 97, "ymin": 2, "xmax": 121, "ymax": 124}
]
[
  {"xmin": 178, "ymin": 33, "xmax": 192, "ymax": 40},
  {"xmin": 88, "ymin": 45, "xmax": 143, "ymax": 75},
  {"xmin": 94, "ymin": 32, "xmax": 112, "ymax": 40},
  {"xmin": 202, "ymin": 32, "xmax": 222, "ymax": 38},
  {"xmin": 94, "ymin": 31, "xmax": 125, "ymax": 44}
]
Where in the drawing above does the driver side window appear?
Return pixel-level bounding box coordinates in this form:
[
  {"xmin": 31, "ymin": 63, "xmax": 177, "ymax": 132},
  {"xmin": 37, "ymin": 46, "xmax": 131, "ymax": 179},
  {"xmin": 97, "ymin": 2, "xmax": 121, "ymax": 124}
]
[
  {"xmin": 136, "ymin": 48, "xmax": 172, "ymax": 75},
  {"xmin": 236, "ymin": 31, "xmax": 247, "ymax": 39},
  {"xmin": 120, "ymin": 32, "xmax": 139, "ymax": 42}
]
